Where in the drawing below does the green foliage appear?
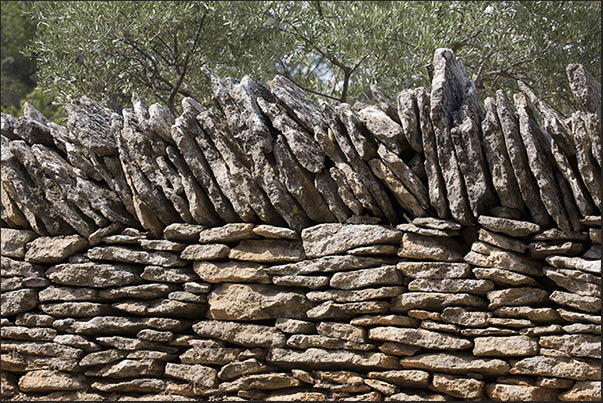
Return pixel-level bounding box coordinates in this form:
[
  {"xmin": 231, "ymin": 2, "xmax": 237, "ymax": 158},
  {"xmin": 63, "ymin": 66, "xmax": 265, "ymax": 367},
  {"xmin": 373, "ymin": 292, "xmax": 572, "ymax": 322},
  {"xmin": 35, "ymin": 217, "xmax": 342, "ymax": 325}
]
[
  {"xmin": 19, "ymin": 1, "xmax": 603, "ymax": 116},
  {"xmin": 1, "ymin": 0, "xmax": 37, "ymax": 114}
]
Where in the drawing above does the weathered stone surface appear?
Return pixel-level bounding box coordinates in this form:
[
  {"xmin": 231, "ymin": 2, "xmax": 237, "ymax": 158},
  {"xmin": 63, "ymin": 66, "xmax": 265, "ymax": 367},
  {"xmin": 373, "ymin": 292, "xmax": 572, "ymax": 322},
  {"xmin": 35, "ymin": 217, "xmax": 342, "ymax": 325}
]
[
  {"xmin": 392, "ymin": 292, "xmax": 487, "ymax": 312},
  {"xmin": 99, "ymin": 283, "xmax": 178, "ymax": 300},
  {"xmin": 228, "ymin": 239, "xmax": 305, "ymax": 263},
  {"xmin": 306, "ymin": 287, "xmax": 404, "ymax": 303},
  {"xmin": 218, "ymin": 359, "xmax": 270, "ymax": 382},
  {"xmin": 301, "ymin": 224, "xmax": 401, "ymax": 258},
  {"xmin": 543, "ymin": 268, "xmax": 600, "ymax": 297},
  {"xmin": 91, "ymin": 378, "xmax": 166, "ymax": 394},
  {"xmin": 39, "ymin": 286, "xmax": 98, "ymax": 303},
  {"xmin": 40, "ymin": 302, "xmax": 112, "ymax": 317},
  {"xmin": 138, "ymin": 239, "xmax": 186, "ymax": 252},
  {"xmin": 267, "ymin": 348, "xmax": 399, "ymax": 370},
  {"xmin": 24, "ymin": 235, "xmax": 87, "ymax": 263},
  {"xmin": 367, "ymin": 370, "xmax": 429, "ymax": 388},
  {"xmin": 274, "ymin": 318, "xmax": 315, "ymax": 334},
  {"xmin": 429, "ymin": 49, "xmax": 475, "ymax": 225},
  {"xmin": 466, "ymin": 241, "xmax": 541, "ymax": 276},
  {"xmin": 179, "ymin": 346, "xmax": 240, "ymax": 366},
  {"xmin": 496, "ymin": 91, "xmax": 552, "ymax": 226},
  {"xmin": 472, "ymin": 267, "xmax": 538, "ymax": 287},
  {"xmin": 164, "ymin": 363, "xmax": 217, "ymax": 388},
  {"xmin": 408, "ymin": 278, "xmax": 494, "ymax": 294},
  {"xmin": 18, "ymin": 370, "xmax": 86, "ymax": 392},
  {"xmin": 379, "ymin": 342, "xmax": 421, "ymax": 357},
  {"xmin": 431, "ymin": 373, "xmax": 484, "ymax": 399},
  {"xmin": 486, "ymin": 383, "xmax": 559, "ymax": 401},
  {"xmin": 286, "ymin": 334, "xmax": 373, "ymax": 351},
  {"xmin": 397, "ymin": 223, "xmax": 457, "ymax": 238},
  {"xmin": 112, "ymin": 298, "xmax": 203, "ymax": 319},
  {"xmin": 87, "ymin": 246, "xmax": 184, "ymax": 266},
  {"xmin": 351, "ymin": 315, "xmax": 419, "ymax": 328},
  {"xmin": 84, "ymin": 359, "xmax": 164, "ymax": 378},
  {"xmin": 369, "ymin": 158, "xmax": 426, "ymax": 217},
  {"xmin": 546, "ymin": 255, "xmax": 601, "ymax": 274},
  {"xmin": 441, "ymin": 307, "xmax": 491, "ymax": 327},
  {"xmin": 316, "ymin": 322, "xmax": 366, "ymax": 344},
  {"xmin": 510, "ymin": 356, "xmax": 601, "ymax": 380},
  {"xmin": 272, "ymin": 274, "xmax": 329, "ymax": 289},
  {"xmin": 400, "ymin": 353, "xmax": 510, "ymax": 375},
  {"xmin": 193, "ymin": 261, "xmax": 270, "ymax": 283},
  {"xmin": 397, "ymin": 262, "xmax": 470, "ymax": 279},
  {"xmin": 1, "ymin": 288, "xmax": 38, "ymax": 316},
  {"xmin": 1, "ymin": 228, "xmax": 37, "ymax": 258},
  {"xmin": 473, "ymin": 336, "xmax": 539, "ymax": 357},
  {"xmin": 192, "ymin": 321, "xmax": 285, "ymax": 348},
  {"xmin": 220, "ymin": 373, "xmax": 300, "ymax": 393},
  {"xmin": 515, "ymin": 93, "xmax": 571, "ymax": 231},
  {"xmin": 494, "ymin": 306, "xmax": 561, "ymax": 323},
  {"xmin": 487, "ymin": 288, "xmax": 548, "ymax": 310},
  {"xmin": 58, "ymin": 316, "xmax": 182, "ymax": 335},
  {"xmin": 268, "ymin": 255, "xmax": 392, "ymax": 275},
  {"xmin": 539, "ymin": 334, "xmax": 600, "ymax": 359},
  {"xmin": 478, "ymin": 228, "xmax": 527, "ymax": 253},
  {"xmin": 398, "ymin": 232, "xmax": 465, "ymax": 262},
  {"xmin": 252, "ymin": 225, "xmax": 298, "ymax": 240},
  {"xmin": 330, "ymin": 265, "xmax": 402, "ymax": 290},
  {"xmin": 140, "ymin": 267, "xmax": 197, "ymax": 284},
  {"xmin": 1, "ymin": 326, "xmax": 57, "ymax": 341},
  {"xmin": 306, "ymin": 301, "xmax": 389, "ymax": 320},
  {"xmin": 198, "ymin": 223, "xmax": 255, "ymax": 243},
  {"xmin": 559, "ymin": 381, "xmax": 601, "ymax": 401},
  {"xmin": 369, "ymin": 326, "xmax": 472, "ymax": 350},
  {"xmin": 46, "ymin": 263, "xmax": 139, "ymax": 288},
  {"xmin": 180, "ymin": 244, "xmax": 229, "ymax": 260},
  {"xmin": 478, "ymin": 215, "xmax": 540, "ymax": 237},
  {"xmin": 163, "ymin": 223, "xmax": 205, "ymax": 241},
  {"xmin": 0, "ymin": 371, "xmax": 18, "ymax": 398},
  {"xmin": 550, "ymin": 291, "xmax": 600, "ymax": 313},
  {"xmin": 207, "ymin": 283, "xmax": 312, "ymax": 320}
]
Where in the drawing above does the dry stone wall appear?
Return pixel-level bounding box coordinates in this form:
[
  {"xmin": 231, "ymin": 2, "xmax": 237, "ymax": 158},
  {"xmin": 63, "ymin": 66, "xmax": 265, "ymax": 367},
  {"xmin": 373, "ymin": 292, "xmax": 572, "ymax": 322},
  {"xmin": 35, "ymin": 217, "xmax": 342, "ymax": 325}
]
[{"xmin": 0, "ymin": 48, "xmax": 601, "ymax": 401}]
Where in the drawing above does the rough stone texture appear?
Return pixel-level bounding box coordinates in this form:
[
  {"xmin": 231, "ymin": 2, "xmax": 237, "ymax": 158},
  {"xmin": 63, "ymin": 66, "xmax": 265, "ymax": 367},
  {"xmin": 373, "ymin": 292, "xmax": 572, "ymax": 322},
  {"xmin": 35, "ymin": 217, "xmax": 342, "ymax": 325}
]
[
  {"xmin": 398, "ymin": 232, "xmax": 465, "ymax": 262},
  {"xmin": 473, "ymin": 336, "xmax": 539, "ymax": 357},
  {"xmin": 25, "ymin": 235, "xmax": 88, "ymax": 263},
  {"xmin": 301, "ymin": 224, "xmax": 401, "ymax": 258},
  {"xmin": 1, "ymin": 228, "xmax": 37, "ymax": 258},
  {"xmin": 207, "ymin": 283, "xmax": 313, "ymax": 320},
  {"xmin": 369, "ymin": 326, "xmax": 472, "ymax": 350},
  {"xmin": 1, "ymin": 50, "xmax": 600, "ymax": 402}
]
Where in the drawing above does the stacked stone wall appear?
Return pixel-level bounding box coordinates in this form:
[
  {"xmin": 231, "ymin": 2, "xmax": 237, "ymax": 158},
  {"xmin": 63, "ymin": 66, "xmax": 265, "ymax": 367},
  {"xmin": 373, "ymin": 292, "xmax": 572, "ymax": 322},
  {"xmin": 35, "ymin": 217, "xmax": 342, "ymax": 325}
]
[{"xmin": 1, "ymin": 48, "xmax": 600, "ymax": 401}]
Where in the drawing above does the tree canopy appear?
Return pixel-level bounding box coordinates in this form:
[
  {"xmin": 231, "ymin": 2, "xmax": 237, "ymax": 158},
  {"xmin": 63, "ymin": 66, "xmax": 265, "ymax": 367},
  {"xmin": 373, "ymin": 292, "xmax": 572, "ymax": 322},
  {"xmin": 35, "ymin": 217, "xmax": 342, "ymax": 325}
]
[{"xmin": 4, "ymin": 1, "xmax": 601, "ymax": 117}]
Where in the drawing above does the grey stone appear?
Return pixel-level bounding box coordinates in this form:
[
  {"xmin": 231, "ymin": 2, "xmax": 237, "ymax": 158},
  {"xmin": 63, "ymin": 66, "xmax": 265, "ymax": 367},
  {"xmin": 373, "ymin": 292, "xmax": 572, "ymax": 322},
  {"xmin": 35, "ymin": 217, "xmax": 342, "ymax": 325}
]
[
  {"xmin": 496, "ymin": 90, "xmax": 552, "ymax": 226},
  {"xmin": 472, "ymin": 267, "xmax": 538, "ymax": 287},
  {"xmin": 1, "ymin": 288, "xmax": 38, "ymax": 316},
  {"xmin": 473, "ymin": 336, "xmax": 539, "ymax": 356},
  {"xmin": 510, "ymin": 356, "xmax": 601, "ymax": 381},
  {"xmin": 481, "ymin": 97, "xmax": 525, "ymax": 210},
  {"xmin": 87, "ymin": 246, "xmax": 184, "ymax": 267},
  {"xmin": 356, "ymin": 105, "xmax": 408, "ymax": 156},
  {"xmin": 0, "ymin": 228, "xmax": 37, "ymax": 258},
  {"xmin": 272, "ymin": 274, "xmax": 329, "ymax": 289},
  {"xmin": 301, "ymin": 224, "xmax": 401, "ymax": 258},
  {"xmin": 228, "ymin": 239, "xmax": 305, "ymax": 263},
  {"xmin": 487, "ymin": 287, "xmax": 548, "ymax": 310},
  {"xmin": 193, "ymin": 261, "xmax": 270, "ymax": 283},
  {"xmin": 400, "ymin": 352, "xmax": 510, "ymax": 375},
  {"xmin": 267, "ymin": 255, "xmax": 392, "ymax": 275},
  {"xmin": 47, "ymin": 263, "xmax": 139, "ymax": 288},
  {"xmin": 398, "ymin": 232, "xmax": 465, "ymax": 262},
  {"xmin": 539, "ymin": 334, "xmax": 600, "ymax": 359},
  {"xmin": 550, "ymin": 290, "xmax": 600, "ymax": 313},
  {"xmin": 408, "ymin": 278, "xmax": 494, "ymax": 294},
  {"xmin": 207, "ymin": 283, "xmax": 312, "ymax": 320},
  {"xmin": 274, "ymin": 318, "xmax": 316, "ymax": 334},
  {"xmin": 392, "ymin": 292, "xmax": 487, "ymax": 312},
  {"xmin": 330, "ymin": 265, "xmax": 402, "ymax": 289},
  {"xmin": 192, "ymin": 321, "xmax": 286, "ymax": 348},
  {"xmin": 141, "ymin": 266, "xmax": 197, "ymax": 284},
  {"xmin": 180, "ymin": 244, "xmax": 230, "ymax": 260},
  {"xmin": 306, "ymin": 286, "xmax": 404, "ymax": 303},
  {"xmin": 306, "ymin": 301, "xmax": 389, "ymax": 320},
  {"xmin": 267, "ymin": 347, "xmax": 399, "ymax": 370},
  {"xmin": 465, "ymin": 241, "xmax": 541, "ymax": 276},
  {"xmin": 369, "ymin": 326, "xmax": 472, "ymax": 350}
]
